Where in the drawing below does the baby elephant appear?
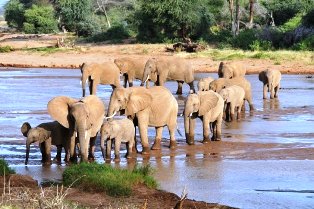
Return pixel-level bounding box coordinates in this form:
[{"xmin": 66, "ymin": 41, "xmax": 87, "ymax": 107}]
[
  {"xmin": 100, "ymin": 118, "xmax": 135, "ymax": 162},
  {"xmin": 197, "ymin": 77, "xmax": 214, "ymax": 91},
  {"xmin": 219, "ymin": 85, "xmax": 245, "ymax": 121},
  {"xmin": 258, "ymin": 69, "xmax": 282, "ymax": 99},
  {"xmin": 21, "ymin": 121, "xmax": 69, "ymax": 165}
]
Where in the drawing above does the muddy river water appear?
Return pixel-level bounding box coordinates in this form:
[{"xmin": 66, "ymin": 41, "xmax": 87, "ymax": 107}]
[{"xmin": 0, "ymin": 68, "xmax": 313, "ymax": 209}]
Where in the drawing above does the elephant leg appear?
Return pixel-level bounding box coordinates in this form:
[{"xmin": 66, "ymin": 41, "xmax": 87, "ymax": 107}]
[
  {"xmin": 263, "ymin": 84, "xmax": 268, "ymax": 99},
  {"xmin": 114, "ymin": 138, "xmax": 121, "ymax": 162},
  {"xmin": 167, "ymin": 122, "xmax": 177, "ymax": 149},
  {"xmin": 151, "ymin": 127, "xmax": 163, "ymax": 150},
  {"xmin": 274, "ymin": 84, "xmax": 280, "ymax": 98},
  {"xmin": 43, "ymin": 140, "xmax": 52, "ymax": 165},
  {"xmin": 88, "ymin": 78, "xmax": 93, "ymax": 95},
  {"xmin": 138, "ymin": 119, "xmax": 150, "ymax": 155},
  {"xmin": 40, "ymin": 142, "xmax": 46, "ymax": 163},
  {"xmin": 237, "ymin": 104, "xmax": 242, "ymax": 120},
  {"xmin": 176, "ymin": 81, "xmax": 184, "ymax": 95},
  {"xmin": 55, "ymin": 145, "xmax": 62, "ymax": 164},
  {"xmin": 188, "ymin": 81, "xmax": 195, "ymax": 93},
  {"xmin": 210, "ymin": 121, "xmax": 217, "ymax": 141},
  {"xmin": 106, "ymin": 139, "xmax": 112, "ymax": 160},
  {"xmin": 225, "ymin": 102, "xmax": 231, "ymax": 121},
  {"xmin": 214, "ymin": 116, "xmax": 222, "ymax": 141},
  {"xmin": 124, "ymin": 74, "xmax": 128, "ymax": 88},
  {"xmin": 202, "ymin": 117, "xmax": 211, "ymax": 144},
  {"xmin": 270, "ymin": 85, "xmax": 275, "ymax": 99},
  {"xmin": 88, "ymin": 136, "xmax": 97, "ymax": 161},
  {"xmin": 230, "ymin": 103, "xmax": 235, "ymax": 121}
]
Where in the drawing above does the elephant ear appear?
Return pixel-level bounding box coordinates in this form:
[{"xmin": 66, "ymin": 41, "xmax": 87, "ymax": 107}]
[
  {"xmin": 47, "ymin": 96, "xmax": 78, "ymax": 128},
  {"xmin": 258, "ymin": 70, "xmax": 267, "ymax": 83},
  {"xmin": 21, "ymin": 122, "xmax": 31, "ymax": 137},
  {"xmin": 81, "ymin": 95, "xmax": 105, "ymax": 129},
  {"xmin": 126, "ymin": 90, "xmax": 152, "ymax": 116},
  {"xmin": 198, "ymin": 91, "xmax": 219, "ymax": 116}
]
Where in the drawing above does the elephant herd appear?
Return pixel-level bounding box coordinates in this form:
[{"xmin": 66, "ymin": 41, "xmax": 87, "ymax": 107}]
[{"xmin": 21, "ymin": 57, "xmax": 282, "ymax": 165}]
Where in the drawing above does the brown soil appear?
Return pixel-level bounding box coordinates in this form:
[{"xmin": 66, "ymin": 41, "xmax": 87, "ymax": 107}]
[
  {"xmin": 0, "ymin": 174, "xmax": 236, "ymax": 209},
  {"xmin": 0, "ymin": 34, "xmax": 313, "ymax": 74}
]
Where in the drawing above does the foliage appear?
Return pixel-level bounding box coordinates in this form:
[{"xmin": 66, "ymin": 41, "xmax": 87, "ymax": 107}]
[
  {"xmin": 0, "ymin": 45, "xmax": 14, "ymax": 53},
  {"xmin": 88, "ymin": 24, "xmax": 131, "ymax": 43},
  {"xmin": 292, "ymin": 35, "xmax": 314, "ymax": 51},
  {"xmin": 76, "ymin": 15, "xmax": 102, "ymax": 37},
  {"xmin": 279, "ymin": 14, "xmax": 302, "ymax": 32},
  {"xmin": 302, "ymin": 9, "xmax": 314, "ymax": 27},
  {"xmin": 232, "ymin": 29, "xmax": 258, "ymax": 50},
  {"xmin": 63, "ymin": 163, "xmax": 157, "ymax": 197},
  {"xmin": 0, "ymin": 159, "xmax": 15, "ymax": 175},
  {"xmin": 55, "ymin": 0, "xmax": 94, "ymax": 34},
  {"xmin": 4, "ymin": 0, "xmax": 25, "ymax": 29},
  {"xmin": 23, "ymin": 4, "xmax": 58, "ymax": 34},
  {"xmin": 249, "ymin": 40, "xmax": 273, "ymax": 51}
]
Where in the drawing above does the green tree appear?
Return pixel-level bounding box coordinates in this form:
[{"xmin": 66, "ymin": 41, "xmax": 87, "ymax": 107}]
[
  {"xmin": 23, "ymin": 4, "xmax": 58, "ymax": 33},
  {"xmin": 56, "ymin": 0, "xmax": 94, "ymax": 34},
  {"xmin": 4, "ymin": 0, "xmax": 25, "ymax": 29}
]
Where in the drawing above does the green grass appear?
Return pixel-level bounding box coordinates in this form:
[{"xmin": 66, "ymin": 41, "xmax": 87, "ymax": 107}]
[
  {"xmin": 63, "ymin": 163, "xmax": 158, "ymax": 197},
  {"xmin": 0, "ymin": 46, "xmax": 14, "ymax": 53},
  {"xmin": 0, "ymin": 159, "xmax": 15, "ymax": 176},
  {"xmin": 179, "ymin": 48, "xmax": 314, "ymax": 65},
  {"xmin": 22, "ymin": 46, "xmax": 72, "ymax": 54}
]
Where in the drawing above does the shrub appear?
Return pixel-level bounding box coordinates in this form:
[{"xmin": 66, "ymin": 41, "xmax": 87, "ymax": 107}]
[
  {"xmin": 0, "ymin": 45, "xmax": 14, "ymax": 53},
  {"xmin": 232, "ymin": 29, "xmax": 258, "ymax": 50},
  {"xmin": 279, "ymin": 14, "xmax": 302, "ymax": 32},
  {"xmin": 0, "ymin": 159, "xmax": 15, "ymax": 175},
  {"xmin": 88, "ymin": 24, "xmax": 131, "ymax": 43},
  {"xmin": 76, "ymin": 15, "xmax": 102, "ymax": 37},
  {"xmin": 249, "ymin": 40, "xmax": 273, "ymax": 51},
  {"xmin": 4, "ymin": 0, "xmax": 25, "ymax": 29},
  {"xmin": 63, "ymin": 163, "xmax": 157, "ymax": 197},
  {"xmin": 292, "ymin": 35, "xmax": 314, "ymax": 51},
  {"xmin": 302, "ymin": 9, "xmax": 314, "ymax": 27}
]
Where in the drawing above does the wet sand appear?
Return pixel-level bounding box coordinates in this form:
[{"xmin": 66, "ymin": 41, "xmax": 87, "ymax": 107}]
[{"xmin": 0, "ymin": 68, "xmax": 314, "ymax": 208}]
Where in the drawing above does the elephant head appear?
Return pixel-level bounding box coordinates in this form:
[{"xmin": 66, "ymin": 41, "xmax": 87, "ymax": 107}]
[
  {"xmin": 80, "ymin": 63, "xmax": 98, "ymax": 97},
  {"xmin": 48, "ymin": 95, "xmax": 105, "ymax": 162},
  {"xmin": 184, "ymin": 91, "xmax": 219, "ymax": 144},
  {"xmin": 218, "ymin": 61, "xmax": 233, "ymax": 79},
  {"xmin": 21, "ymin": 122, "xmax": 51, "ymax": 165},
  {"xmin": 219, "ymin": 88, "xmax": 231, "ymax": 103},
  {"xmin": 114, "ymin": 58, "xmax": 128, "ymax": 74},
  {"xmin": 107, "ymin": 87, "xmax": 153, "ymax": 119},
  {"xmin": 141, "ymin": 58, "xmax": 157, "ymax": 86},
  {"xmin": 209, "ymin": 78, "xmax": 225, "ymax": 93}
]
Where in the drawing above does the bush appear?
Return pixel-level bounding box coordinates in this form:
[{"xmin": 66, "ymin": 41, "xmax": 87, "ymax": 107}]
[
  {"xmin": 0, "ymin": 45, "xmax": 14, "ymax": 53},
  {"xmin": 232, "ymin": 29, "xmax": 258, "ymax": 50},
  {"xmin": 302, "ymin": 9, "xmax": 314, "ymax": 27},
  {"xmin": 63, "ymin": 163, "xmax": 157, "ymax": 197},
  {"xmin": 4, "ymin": 0, "xmax": 25, "ymax": 29},
  {"xmin": 76, "ymin": 15, "xmax": 102, "ymax": 37},
  {"xmin": 279, "ymin": 14, "xmax": 302, "ymax": 32},
  {"xmin": 23, "ymin": 5, "xmax": 58, "ymax": 34},
  {"xmin": 0, "ymin": 159, "xmax": 15, "ymax": 176},
  {"xmin": 292, "ymin": 35, "xmax": 314, "ymax": 51},
  {"xmin": 89, "ymin": 25, "xmax": 131, "ymax": 42},
  {"xmin": 249, "ymin": 40, "xmax": 273, "ymax": 51}
]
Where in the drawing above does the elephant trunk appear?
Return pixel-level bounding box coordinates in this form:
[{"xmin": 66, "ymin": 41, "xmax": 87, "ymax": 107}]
[
  {"xmin": 77, "ymin": 125, "xmax": 88, "ymax": 162},
  {"xmin": 81, "ymin": 72, "xmax": 88, "ymax": 97},
  {"xmin": 25, "ymin": 141, "xmax": 31, "ymax": 165},
  {"xmin": 100, "ymin": 133, "xmax": 106, "ymax": 160},
  {"xmin": 141, "ymin": 68, "xmax": 151, "ymax": 86},
  {"xmin": 184, "ymin": 111, "xmax": 190, "ymax": 143}
]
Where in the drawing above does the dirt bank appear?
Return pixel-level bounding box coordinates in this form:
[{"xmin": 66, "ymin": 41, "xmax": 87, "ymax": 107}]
[{"xmin": 0, "ymin": 34, "xmax": 313, "ymax": 74}]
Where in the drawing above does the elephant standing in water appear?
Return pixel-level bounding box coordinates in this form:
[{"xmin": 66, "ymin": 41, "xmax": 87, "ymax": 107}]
[
  {"xmin": 21, "ymin": 121, "xmax": 69, "ymax": 165},
  {"xmin": 141, "ymin": 57, "xmax": 195, "ymax": 95},
  {"xmin": 219, "ymin": 85, "xmax": 245, "ymax": 121},
  {"xmin": 258, "ymin": 69, "xmax": 282, "ymax": 99},
  {"xmin": 48, "ymin": 95, "xmax": 105, "ymax": 162},
  {"xmin": 218, "ymin": 61, "xmax": 246, "ymax": 79},
  {"xmin": 209, "ymin": 77, "xmax": 254, "ymax": 111},
  {"xmin": 184, "ymin": 91, "xmax": 224, "ymax": 144},
  {"xmin": 114, "ymin": 57, "xmax": 157, "ymax": 88},
  {"xmin": 107, "ymin": 86, "xmax": 178, "ymax": 154},
  {"xmin": 80, "ymin": 62, "xmax": 121, "ymax": 97},
  {"xmin": 197, "ymin": 76, "xmax": 214, "ymax": 91},
  {"xmin": 100, "ymin": 118, "xmax": 135, "ymax": 162}
]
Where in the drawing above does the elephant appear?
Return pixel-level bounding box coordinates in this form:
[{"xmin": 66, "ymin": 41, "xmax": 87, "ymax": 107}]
[
  {"xmin": 184, "ymin": 90, "xmax": 224, "ymax": 144},
  {"xmin": 107, "ymin": 86, "xmax": 178, "ymax": 154},
  {"xmin": 209, "ymin": 77, "xmax": 254, "ymax": 111},
  {"xmin": 258, "ymin": 69, "xmax": 282, "ymax": 99},
  {"xmin": 197, "ymin": 76, "xmax": 215, "ymax": 91},
  {"xmin": 219, "ymin": 85, "xmax": 245, "ymax": 121},
  {"xmin": 47, "ymin": 95, "xmax": 105, "ymax": 162},
  {"xmin": 100, "ymin": 118, "xmax": 135, "ymax": 162},
  {"xmin": 141, "ymin": 57, "xmax": 195, "ymax": 95},
  {"xmin": 218, "ymin": 61, "xmax": 246, "ymax": 79},
  {"xmin": 80, "ymin": 62, "xmax": 121, "ymax": 97},
  {"xmin": 21, "ymin": 121, "xmax": 69, "ymax": 165},
  {"xmin": 114, "ymin": 57, "xmax": 157, "ymax": 88}
]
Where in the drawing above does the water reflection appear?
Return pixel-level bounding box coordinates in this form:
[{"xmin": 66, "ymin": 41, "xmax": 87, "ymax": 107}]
[{"xmin": 263, "ymin": 98, "xmax": 281, "ymax": 110}]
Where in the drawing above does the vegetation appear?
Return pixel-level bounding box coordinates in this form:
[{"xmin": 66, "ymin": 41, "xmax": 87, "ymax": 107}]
[
  {"xmin": 2, "ymin": 0, "xmax": 314, "ymax": 50},
  {"xmin": 0, "ymin": 45, "xmax": 14, "ymax": 53},
  {"xmin": 0, "ymin": 159, "xmax": 15, "ymax": 175},
  {"xmin": 63, "ymin": 163, "xmax": 158, "ymax": 197}
]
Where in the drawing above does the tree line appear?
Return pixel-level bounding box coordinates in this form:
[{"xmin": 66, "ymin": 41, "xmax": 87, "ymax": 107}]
[{"xmin": 4, "ymin": 0, "xmax": 314, "ymax": 50}]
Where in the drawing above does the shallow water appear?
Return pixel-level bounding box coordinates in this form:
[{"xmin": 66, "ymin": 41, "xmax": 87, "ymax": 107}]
[{"xmin": 1, "ymin": 67, "xmax": 314, "ymax": 209}]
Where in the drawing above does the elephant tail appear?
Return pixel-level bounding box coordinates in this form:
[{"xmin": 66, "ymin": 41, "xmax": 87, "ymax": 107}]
[{"xmin": 80, "ymin": 62, "xmax": 86, "ymax": 73}]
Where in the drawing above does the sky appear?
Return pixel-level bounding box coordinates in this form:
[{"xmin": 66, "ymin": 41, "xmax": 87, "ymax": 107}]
[{"xmin": 0, "ymin": 0, "xmax": 9, "ymax": 15}]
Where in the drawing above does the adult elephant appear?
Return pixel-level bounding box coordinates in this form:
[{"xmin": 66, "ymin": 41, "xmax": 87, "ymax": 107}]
[
  {"xmin": 184, "ymin": 91, "xmax": 224, "ymax": 145},
  {"xmin": 21, "ymin": 121, "xmax": 70, "ymax": 165},
  {"xmin": 114, "ymin": 57, "xmax": 157, "ymax": 88},
  {"xmin": 141, "ymin": 57, "xmax": 195, "ymax": 95},
  {"xmin": 209, "ymin": 77, "xmax": 254, "ymax": 111},
  {"xmin": 80, "ymin": 62, "xmax": 121, "ymax": 97},
  {"xmin": 218, "ymin": 61, "xmax": 246, "ymax": 79},
  {"xmin": 48, "ymin": 95, "xmax": 105, "ymax": 162},
  {"xmin": 258, "ymin": 69, "xmax": 282, "ymax": 99},
  {"xmin": 107, "ymin": 86, "xmax": 178, "ymax": 154}
]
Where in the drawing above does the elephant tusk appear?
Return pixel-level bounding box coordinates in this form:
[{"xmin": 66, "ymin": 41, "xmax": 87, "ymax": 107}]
[
  {"xmin": 105, "ymin": 111, "xmax": 117, "ymax": 119},
  {"xmin": 75, "ymin": 132, "xmax": 77, "ymax": 137},
  {"xmin": 144, "ymin": 75, "xmax": 150, "ymax": 83},
  {"xmin": 189, "ymin": 113, "xmax": 193, "ymax": 117}
]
